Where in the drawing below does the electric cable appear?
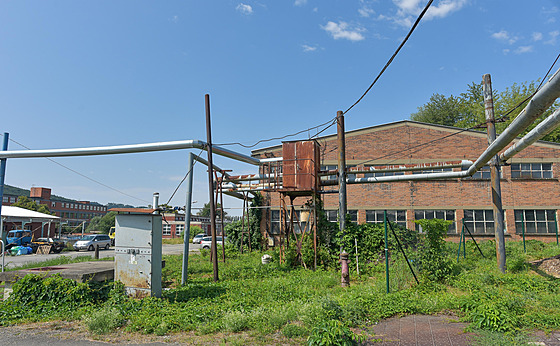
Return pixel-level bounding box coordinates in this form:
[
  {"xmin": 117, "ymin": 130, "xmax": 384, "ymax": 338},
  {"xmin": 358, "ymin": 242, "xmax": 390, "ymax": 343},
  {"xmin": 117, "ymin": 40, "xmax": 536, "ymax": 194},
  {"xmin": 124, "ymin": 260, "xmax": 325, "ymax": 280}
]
[
  {"xmin": 165, "ymin": 149, "xmax": 204, "ymax": 205},
  {"xmin": 1, "ymin": 135, "xmax": 151, "ymax": 204},
  {"xmin": 215, "ymin": 116, "xmax": 337, "ymax": 148},
  {"xmin": 343, "ymin": 0, "xmax": 434, "ymax": 115}
]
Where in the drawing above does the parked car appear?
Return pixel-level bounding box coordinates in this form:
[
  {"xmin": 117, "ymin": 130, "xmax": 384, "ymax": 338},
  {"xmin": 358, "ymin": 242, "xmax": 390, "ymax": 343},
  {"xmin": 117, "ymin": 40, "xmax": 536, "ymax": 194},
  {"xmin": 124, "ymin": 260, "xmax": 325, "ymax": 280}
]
[
  {"xmin": 200, "ymin": 236, "xmax": 227, "ymax": 250},
  {"xmin": 31, "ymin": 237, "xmax": 65, "ymax": 254},
  {"xmin": 192, "ymin": 233, "xmax": 206, "ymax": 244},
  {"xmin": 73, "ymin": 234, "xmax": 112, "ymax": 251}
]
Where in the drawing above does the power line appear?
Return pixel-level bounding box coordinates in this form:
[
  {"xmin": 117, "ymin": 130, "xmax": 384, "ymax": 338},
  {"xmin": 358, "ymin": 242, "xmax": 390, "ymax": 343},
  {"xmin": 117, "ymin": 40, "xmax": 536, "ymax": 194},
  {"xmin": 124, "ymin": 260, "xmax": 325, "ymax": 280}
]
[
  {"xmin": 165, "ymin": 149, "xmax": 204, "ymax": 205},
  {"xmin": 215, "ymin": 116, "xmax": 337, "ymax": 148},
  {"xmin": 0, "ymin": 135, "xmax": 151, "ymax": 204},
  {"xmin": 343, "ymin": 0, "xmax": 434, "ymax": 115}
]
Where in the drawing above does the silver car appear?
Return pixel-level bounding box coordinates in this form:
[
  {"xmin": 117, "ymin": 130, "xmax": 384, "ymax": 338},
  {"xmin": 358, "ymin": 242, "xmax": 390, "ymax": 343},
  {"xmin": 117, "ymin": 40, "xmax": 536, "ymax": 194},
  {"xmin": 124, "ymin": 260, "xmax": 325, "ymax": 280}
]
[
  {"xmin": 200, "ymin": 236, "xmax": 227, "ymax": 249},
  {"xmin": 73, "ymin": 234, "xmax": 112, "ymax": 251}
]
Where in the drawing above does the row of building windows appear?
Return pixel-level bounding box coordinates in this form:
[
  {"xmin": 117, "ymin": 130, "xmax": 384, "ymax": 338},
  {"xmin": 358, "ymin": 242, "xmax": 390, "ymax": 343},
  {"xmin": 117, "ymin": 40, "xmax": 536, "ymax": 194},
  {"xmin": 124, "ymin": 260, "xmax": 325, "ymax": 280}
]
[
  {"xmin": 320, "ymin": 163, "xmax": 555, "ymax": 181},
  {"xmin": 162, "ymin": 224, "xmax": 185, "ymax": 236},
  {"xmin": 53, "ymin": 202, "xmax": 106, "ymax": 211},
  {"xmin": 269, "ymin": 209, "xmax": 559, "ymax": 235}
]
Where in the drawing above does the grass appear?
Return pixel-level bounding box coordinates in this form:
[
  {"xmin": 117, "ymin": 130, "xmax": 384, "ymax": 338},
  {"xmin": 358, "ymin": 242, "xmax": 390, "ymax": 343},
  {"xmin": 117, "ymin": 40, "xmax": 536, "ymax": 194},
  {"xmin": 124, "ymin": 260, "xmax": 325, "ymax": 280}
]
[
  {"xmin": 0, "ymin": 239, "xmax": 558, "ymax": 344},
  {"xmin": 4, "ymin": 255, "xmax": 113, "ymax": 271},
  {"xmin": 162, "ymin": 238, "xmax": 185, "ymax": 245}
]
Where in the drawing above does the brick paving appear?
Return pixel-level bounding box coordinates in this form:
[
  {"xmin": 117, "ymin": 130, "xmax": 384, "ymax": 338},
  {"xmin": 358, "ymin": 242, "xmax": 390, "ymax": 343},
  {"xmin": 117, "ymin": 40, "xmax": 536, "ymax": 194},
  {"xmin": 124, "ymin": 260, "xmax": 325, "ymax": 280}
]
[{"xmin": 366, "ymin": 314, "xmax": 475, "ymax": 345}]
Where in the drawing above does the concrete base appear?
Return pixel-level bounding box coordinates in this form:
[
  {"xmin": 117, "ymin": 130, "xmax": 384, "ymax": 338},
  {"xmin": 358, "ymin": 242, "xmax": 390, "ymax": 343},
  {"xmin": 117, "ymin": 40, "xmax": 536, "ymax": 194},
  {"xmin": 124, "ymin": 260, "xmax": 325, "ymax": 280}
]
[{"xmin": 0, "ymin": 261, "xmax": 114, "ymax": 300}]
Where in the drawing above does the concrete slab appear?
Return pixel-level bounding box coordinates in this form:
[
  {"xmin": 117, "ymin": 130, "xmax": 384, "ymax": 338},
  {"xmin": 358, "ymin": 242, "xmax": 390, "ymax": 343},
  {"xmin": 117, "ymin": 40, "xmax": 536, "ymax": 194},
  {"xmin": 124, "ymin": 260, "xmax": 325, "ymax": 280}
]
[{"xmin": 0, "ymin": 261, "xmax": 114, "ymax": 299}]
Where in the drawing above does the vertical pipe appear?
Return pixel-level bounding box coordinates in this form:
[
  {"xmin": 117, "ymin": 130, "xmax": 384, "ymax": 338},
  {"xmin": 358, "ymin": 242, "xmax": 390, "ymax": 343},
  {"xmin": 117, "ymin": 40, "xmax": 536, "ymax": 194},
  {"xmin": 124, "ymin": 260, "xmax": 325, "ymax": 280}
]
[
  {"xmin": 555, "ymin": 210, "xmax": 559, "ymax": 246},
  {"xmin": 152, "ymin": 193, "xmax": 159, "ymax": 211},
  {"xmin": 521, "ymin": 211, "xmax": 526, "ymax": 253},
  {"xmin": 354, "ymin": 238, "xmax": 359, "ymax": 275},
  {"xmin": 205, "ymin": 94, "xmax": 219, "ymax": 282},
  {"xmin": 313, "ymin": 194, "xmax": 317, "ymax": 271},
  {"xmin": 181, "ymin": 152, "xmax": 195, "ymax": 285},
  {"xmin": 240, "ymin": 194, "xmax": 246, "ymax": 254},
  {"xmin": 219, "ymin": 178, "xmax": 225, "ymax": 263},
  {"xmin": 483, "ymin": 74, "xmax": 506, "ymax": 273},
  {"xmin": 384, "ymin": 210, "xmax": 389, "ymax": 294},
  {"xmin": 337, "ymin": 111, "xmax": 349, "ymax": 286},
  {"xmin": 337, "ymin": 111, "xmax": 347, "ymax": 245},
  {"xmin": 0, "ymin": 133, "xmax": 9, "ymax": 245}
]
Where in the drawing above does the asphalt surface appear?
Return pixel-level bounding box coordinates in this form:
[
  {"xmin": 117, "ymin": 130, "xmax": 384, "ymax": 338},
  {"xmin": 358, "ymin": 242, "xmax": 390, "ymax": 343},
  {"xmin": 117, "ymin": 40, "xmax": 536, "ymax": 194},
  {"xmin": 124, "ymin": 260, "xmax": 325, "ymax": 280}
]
[{"xmin": 1, "ymin": 243, "xmax": 201, "ymax": 270}]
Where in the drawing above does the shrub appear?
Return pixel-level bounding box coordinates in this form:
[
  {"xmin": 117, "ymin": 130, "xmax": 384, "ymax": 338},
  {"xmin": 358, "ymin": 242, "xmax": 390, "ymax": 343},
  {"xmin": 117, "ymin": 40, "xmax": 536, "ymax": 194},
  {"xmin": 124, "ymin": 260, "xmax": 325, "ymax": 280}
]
[
  {"xmin": 415, "ymin": 219, "xmax": 454, "ymax": 282},
  {"xmin": 84, "ymin": 307, "xmax": 126, "ymax": 334},
  {"xmin": 307, "ymin": 320, "xmax": 364, "ymax": 346}
]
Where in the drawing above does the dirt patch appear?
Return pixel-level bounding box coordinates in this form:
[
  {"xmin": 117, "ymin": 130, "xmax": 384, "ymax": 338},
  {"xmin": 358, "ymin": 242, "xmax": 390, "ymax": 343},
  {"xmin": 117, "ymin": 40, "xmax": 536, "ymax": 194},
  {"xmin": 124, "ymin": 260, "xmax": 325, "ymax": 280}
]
[
  {"xmin": 531, "ymin": 255, "xmax": 560, "ymax": 278},
  {"xmin": 0, "ymin": 321, "xmax": 303, "ymax": 345}
]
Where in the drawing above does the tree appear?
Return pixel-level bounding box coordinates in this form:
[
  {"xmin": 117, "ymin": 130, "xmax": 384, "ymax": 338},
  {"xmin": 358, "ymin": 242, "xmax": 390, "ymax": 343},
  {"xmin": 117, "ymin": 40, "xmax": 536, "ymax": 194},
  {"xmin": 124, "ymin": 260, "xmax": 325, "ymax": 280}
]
[
  {"xmin": 197, "ymin": 202, "xmax": 227, "ymax": 218},
  {"xmin": 11, "ymin": 196, "xmax": 54, "ymax": 215},
  {"xmin": 411, "ymin": 80, "xmax": 560, "ymax": 141},
  {"xmin": 86, "ymin": 211, "xmax": 116, "ymax": 234}
]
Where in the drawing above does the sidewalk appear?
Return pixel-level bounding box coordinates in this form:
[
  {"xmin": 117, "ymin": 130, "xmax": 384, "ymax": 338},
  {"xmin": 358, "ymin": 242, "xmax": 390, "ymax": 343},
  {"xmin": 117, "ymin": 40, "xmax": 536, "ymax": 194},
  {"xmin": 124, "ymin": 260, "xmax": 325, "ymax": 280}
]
[{"xmin": 368, "ymin": 314, "xmax": 475, "ymax": 345}]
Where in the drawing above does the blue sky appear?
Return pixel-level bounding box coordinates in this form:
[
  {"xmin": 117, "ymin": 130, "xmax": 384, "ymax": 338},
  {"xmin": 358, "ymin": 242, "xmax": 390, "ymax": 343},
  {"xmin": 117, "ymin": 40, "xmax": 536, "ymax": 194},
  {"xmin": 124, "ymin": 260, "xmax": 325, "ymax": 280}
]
[{"xmin": 1, "ymin": 1, "xmax": 559, "ymax": 215}]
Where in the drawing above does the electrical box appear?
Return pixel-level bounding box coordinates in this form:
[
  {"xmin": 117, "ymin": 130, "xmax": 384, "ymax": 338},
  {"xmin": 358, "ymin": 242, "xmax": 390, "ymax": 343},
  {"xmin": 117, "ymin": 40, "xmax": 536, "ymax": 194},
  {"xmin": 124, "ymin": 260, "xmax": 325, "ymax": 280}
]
[{"xmin": 114, "ymin": 214, "xmax": 162, "ymax": 298}]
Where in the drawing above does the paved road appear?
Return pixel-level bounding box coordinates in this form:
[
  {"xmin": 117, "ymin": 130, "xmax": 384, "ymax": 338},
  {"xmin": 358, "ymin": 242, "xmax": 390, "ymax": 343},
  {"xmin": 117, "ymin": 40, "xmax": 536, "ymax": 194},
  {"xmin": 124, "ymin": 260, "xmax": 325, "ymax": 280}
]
[{"xmin": 1, "ymin": 243, "xmax": 201, "ymax": 270}]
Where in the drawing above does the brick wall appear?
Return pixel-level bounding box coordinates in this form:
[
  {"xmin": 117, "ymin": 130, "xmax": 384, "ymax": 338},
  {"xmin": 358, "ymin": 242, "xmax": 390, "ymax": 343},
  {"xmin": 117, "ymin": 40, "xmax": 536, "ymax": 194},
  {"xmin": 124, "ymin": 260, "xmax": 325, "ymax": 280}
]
[{"xmin": 252, "ymin": 121, "xmax": 560, "ymax": 242}]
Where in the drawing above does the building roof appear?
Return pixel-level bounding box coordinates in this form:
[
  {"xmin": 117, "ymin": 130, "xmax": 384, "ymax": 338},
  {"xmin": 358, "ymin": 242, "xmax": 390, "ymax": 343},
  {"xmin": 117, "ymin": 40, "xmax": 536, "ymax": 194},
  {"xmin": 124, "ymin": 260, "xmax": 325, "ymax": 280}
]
[
  {"xmin": 109, "ymin": 208, "xmax": 156, "ymax": 214},
  {"xmin": 1, "ymin": 205, "xmax": 60, "ymax": 221},
  {"xmin": 251, "ymin": 120, "xmax": 560, "ymax": 155}
]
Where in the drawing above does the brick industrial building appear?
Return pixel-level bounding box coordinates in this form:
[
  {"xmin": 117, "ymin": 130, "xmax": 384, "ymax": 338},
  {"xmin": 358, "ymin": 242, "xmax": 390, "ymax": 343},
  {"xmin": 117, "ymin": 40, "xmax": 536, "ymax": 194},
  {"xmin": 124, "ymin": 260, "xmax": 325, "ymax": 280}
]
[
  {"xmin": 2, "ymin": 187, "xmax": 107, "ymax": 227},
  {"xmin": 251, "ymin": 121, "xmax": 560, "ymax": 242}
]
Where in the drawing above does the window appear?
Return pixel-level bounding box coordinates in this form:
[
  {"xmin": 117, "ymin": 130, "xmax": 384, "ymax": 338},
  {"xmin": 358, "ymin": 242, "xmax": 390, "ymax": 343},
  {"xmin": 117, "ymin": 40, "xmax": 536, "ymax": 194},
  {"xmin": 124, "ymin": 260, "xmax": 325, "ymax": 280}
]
[
  {"xmin": 2, "ymin": 197, "xmax": 7, "ymax": 203},
  {"xmin": 462, "ymin": 165, "xmax": 494, "ymax": 179},
  {"xmin": 176, "ymin": 224, "xmax": 184, "ymax": 236},
  {"xmin": 163, "ymin": 224, "xmax": 172, "ymax": 236},
  {"xmin": 366, "ymin": 210, "xmax": 406, "ymax": 227},
  {"xmin": 511, "ymin": 163, "xmax": 553, "ymax": 179},
  {"xmin": 348, "ymin": 210, "xmax": 358, "ymax": 223},
  {"xmin": 415, "ymin": 210, "xmax": 456, "ymax": 233},
  {"xmin": 321, "ymin": 165, "xmax": 337, "ymax": 181},
  {"xmin": 364, "ymin": 166, "xmax": 404, "ymax": 178},
  {"xmin": 413, "ymin": 167, "xmax": 453, "ymax": 174},
  {"xmin": 270, "ymin": 210, "xmax": 281, "ymax": 235},
  {"xmin": 325, "ymin": 210, "xmax": 338, "ymax": 222},
  {"xmin": 515, "ymin": 210, "xmax": 557, "ymax": 234},
  {"xmin": 463, "ymin": 210, "xmax": 494, "ymax": 234}
]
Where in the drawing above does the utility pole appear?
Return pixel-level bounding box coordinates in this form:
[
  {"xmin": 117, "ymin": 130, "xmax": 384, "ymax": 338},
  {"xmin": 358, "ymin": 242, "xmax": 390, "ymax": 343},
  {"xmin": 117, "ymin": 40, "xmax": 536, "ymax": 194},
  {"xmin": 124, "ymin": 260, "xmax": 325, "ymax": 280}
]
[
  {"xmin": 0, "ymin": 133, "xmax": 8, "ymax": 245},
  {"xmin": 337, "ymin": 111, "xmax": 350, "ymax": 286},
  {"xmin": 205, "ymin": 94, "xmax": 219, "ymax": 282},
  {"xmin": 483, "ymin": 74, "xmax": 506, "ymax": 273}
]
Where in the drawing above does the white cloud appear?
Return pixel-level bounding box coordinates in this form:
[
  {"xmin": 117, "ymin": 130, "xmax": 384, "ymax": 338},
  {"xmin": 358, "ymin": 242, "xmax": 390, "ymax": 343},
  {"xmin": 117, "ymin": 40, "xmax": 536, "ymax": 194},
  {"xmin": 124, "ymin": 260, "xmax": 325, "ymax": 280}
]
[
  {"xmin": 321, "ymin": 21, "xmax": 365, "ymax": 41},
  {"xmin": 532, "ymin": 32, "xmax": 543, "ymax": 41},
  {"xmin": 491, "ymin": 30, "xmax": 518, "ymax": 45},
  {"xmin": 169, "ymin": 15, "xmax": 179, "ymax": 23},
  {"xmin": 359, "ymin": 6, "xmax": 375, "ymax": 17},
  {"xmin": 236, "ymin": 3, "xmax": 253, "ymax": 15},
  {"xmin": 502, "ymin": 48, "xmax": 510, "ymax": 55},
  {"xmin": 515, "ymin": 45, "xmax": 533, "ymax": 54},
  {"xmin": 294, "ymin": 0, "xmax": 307, "ymax": 6},
  {"xmin": 301, "ymin": 44, "xmax": 318, "ymax": 52},
  {"xmin": 386, "ymin": 0, "xmax": 468, "ymax": 27},
  {"xmin": 545, "ymin": 30, "xmax": 559, "ymax": 45}
]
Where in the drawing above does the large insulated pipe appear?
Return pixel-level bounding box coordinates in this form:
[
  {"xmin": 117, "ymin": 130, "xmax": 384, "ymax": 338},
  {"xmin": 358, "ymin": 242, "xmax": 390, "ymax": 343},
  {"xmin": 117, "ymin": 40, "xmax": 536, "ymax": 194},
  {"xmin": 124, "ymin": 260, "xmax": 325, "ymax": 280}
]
[
  {"xmin": 466, "ymin": 68, "xmax": 560, "ymax": 175},
  {"xmin": 500, "ymin": 106, "xmax": 560, "ymax": 163},
  {"xmin": 0, "ymin": 139, "xmax": 262, "ymax": 166},
  {"xmin": 319, "ymin": 160, "xmax": 472, "ymax": 176}
]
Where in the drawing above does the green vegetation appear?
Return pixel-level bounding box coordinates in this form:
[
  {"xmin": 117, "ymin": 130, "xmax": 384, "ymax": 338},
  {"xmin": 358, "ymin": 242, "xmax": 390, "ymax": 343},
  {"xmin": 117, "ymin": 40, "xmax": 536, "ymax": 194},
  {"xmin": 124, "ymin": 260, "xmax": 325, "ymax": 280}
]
[
  {"xmin": 410, "ymin": 80, "xmax": 560, "ymax": 142},
  {"xmin": 0, "ymin": 222, "xmax": 558, "ymax": 343},
  {"xmin": 85, "ymin": 211, "xmax": 116, "ymax": 234},
  {"xmin": 11, "ymin": 195, "xmax": 53, "ymax": 215}
]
